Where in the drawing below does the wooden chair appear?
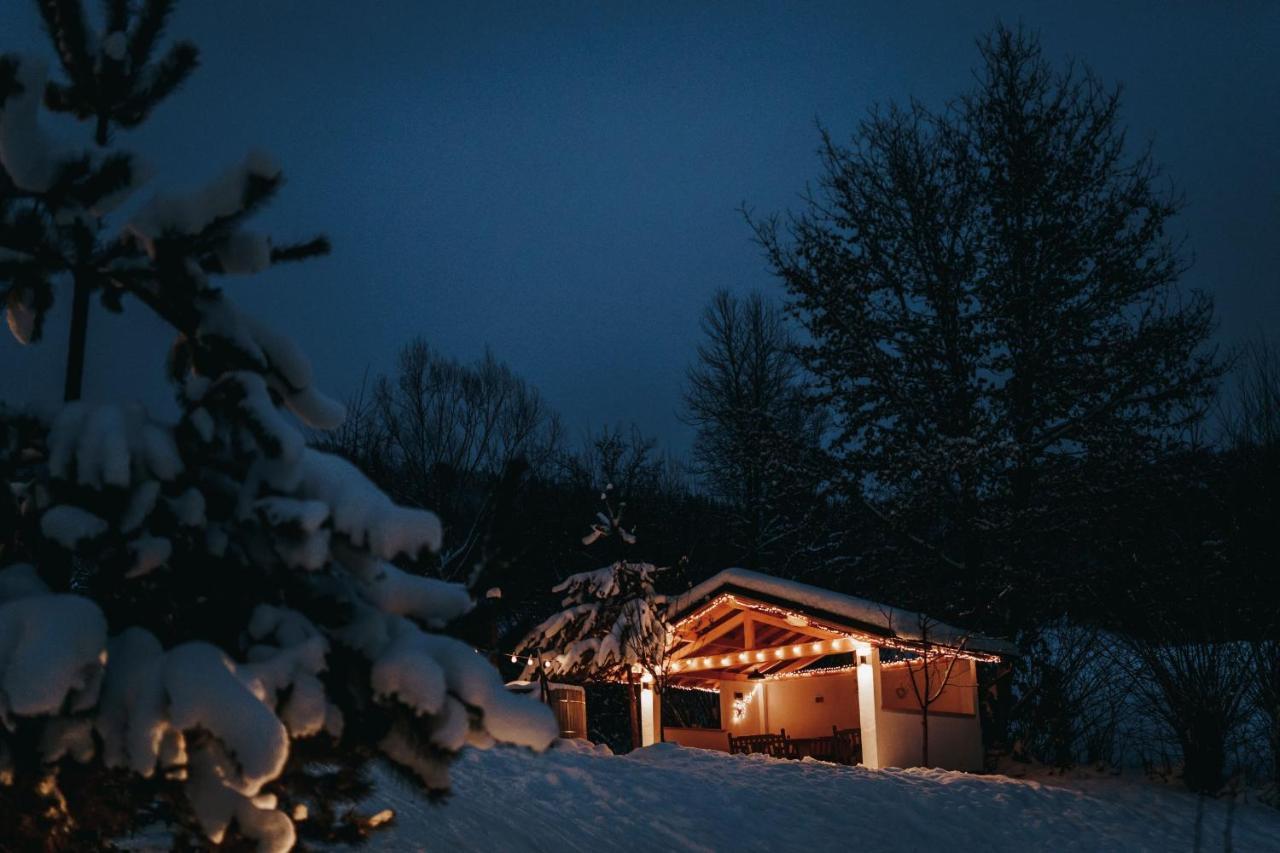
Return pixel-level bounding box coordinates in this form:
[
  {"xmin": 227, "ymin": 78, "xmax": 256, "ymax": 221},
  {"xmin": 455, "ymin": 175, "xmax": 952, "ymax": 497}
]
[
  {"xmin": 727, "ymin": 728, "xmax": 790, "ymax": 758},
  {"xmin": 832, "ymin": 726, "xmax": 863, "ymax": 765}
]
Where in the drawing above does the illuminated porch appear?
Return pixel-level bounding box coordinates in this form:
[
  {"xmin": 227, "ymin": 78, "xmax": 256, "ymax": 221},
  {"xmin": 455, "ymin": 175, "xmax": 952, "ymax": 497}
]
[{"xmin": 653, "ymin": 569, "xmax": 1014, "ymax": 771}]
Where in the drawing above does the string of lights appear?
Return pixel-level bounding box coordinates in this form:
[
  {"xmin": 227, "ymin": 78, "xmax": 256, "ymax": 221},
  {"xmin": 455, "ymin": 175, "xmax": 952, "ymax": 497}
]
[
  {"xmin": 476, "ymin": 592, "xmax": 999, "ymax": 685},
  {"xmin": 670, "ymin": 593, "xmax": 1001, "ymax": 664}
]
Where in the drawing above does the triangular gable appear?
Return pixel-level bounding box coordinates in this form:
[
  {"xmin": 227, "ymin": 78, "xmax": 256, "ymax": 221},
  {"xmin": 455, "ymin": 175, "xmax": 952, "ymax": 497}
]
[{"xmin": 667, "ymin": 568, "xmax": 1017, "ymax": 660}]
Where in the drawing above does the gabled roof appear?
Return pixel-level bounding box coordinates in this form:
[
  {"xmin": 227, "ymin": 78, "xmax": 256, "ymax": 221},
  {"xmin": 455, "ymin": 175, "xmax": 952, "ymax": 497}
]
[{"xmin": 667, "ymin": 568, "xmax": 1017, "ymax": 658}]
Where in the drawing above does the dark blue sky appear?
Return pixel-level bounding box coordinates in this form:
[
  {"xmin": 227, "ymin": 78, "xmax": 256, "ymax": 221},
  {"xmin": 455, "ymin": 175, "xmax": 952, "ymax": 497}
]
[{"xmin": 3, "ymin": 1, "xmax": 1277, "ymax": 453}]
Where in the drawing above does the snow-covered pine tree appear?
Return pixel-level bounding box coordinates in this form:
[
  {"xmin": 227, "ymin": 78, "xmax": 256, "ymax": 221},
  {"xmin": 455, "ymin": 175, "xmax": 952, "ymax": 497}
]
[
  {"xmin": 515, "ymin": 488, "xmax": 670, "ymax": 691},
  {"xmin": 0, "ymin": 2, "xmax": 556, "ymax": 850}
]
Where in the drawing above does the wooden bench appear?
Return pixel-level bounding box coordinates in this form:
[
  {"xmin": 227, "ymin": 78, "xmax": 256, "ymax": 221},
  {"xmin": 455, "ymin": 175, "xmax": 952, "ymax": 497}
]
[
  {"xmin": 787, "ymin": 727, "xmax": 863, "ymax": 765},
  {"xmin": 727, "ymin": 729, "xmax": 790, "ymax": 758},
  {"xmin": 728, "ymin": 727, "xmax": 862, "ymax": 765}
]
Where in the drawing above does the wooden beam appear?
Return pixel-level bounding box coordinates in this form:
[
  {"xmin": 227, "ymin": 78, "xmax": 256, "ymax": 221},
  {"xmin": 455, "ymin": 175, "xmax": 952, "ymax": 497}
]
[
  {"xmin": 771, "ymin": 656, "xmax": 823, "ymax": 675},
  {"xmin": 743, "ymin": 616, "xmax": 755, "ymax": 649},
  {"xmin": 752, "ymin": 623, "xmax": 791, "ymax": 648},
  {"xmin": 735, "ymin": 608, "xmax": 843, "ymax": 640},
  {"xmin": 670, "ymin": 635, "xmax": 857, "ymax": 675},
  {"xmin": 671, "ymin": 669, "xmax": 750, "ymax": 683},
  {"xmin": 670, "ymin": 612, "xmax": 746, "ymax": 660}
]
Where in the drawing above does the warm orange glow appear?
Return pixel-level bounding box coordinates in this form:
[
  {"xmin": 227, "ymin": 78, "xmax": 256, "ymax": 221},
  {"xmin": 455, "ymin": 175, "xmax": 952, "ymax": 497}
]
[
  {"xmin": 669, "ymin": 592, "xmax": 1002, "ymax": 664},
  {"xmin": 674, "ymin": 636, "xmax": 860, "ymax": 674}
]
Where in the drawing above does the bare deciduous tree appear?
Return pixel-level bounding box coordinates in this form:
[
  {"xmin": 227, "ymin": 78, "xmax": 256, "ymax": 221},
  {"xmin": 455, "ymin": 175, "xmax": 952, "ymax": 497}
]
[
  {"xmin": 560, "ymin": 424, "xmax": 667, "ymax": 509},
  {"xmin": 311, "ymin": 372, "xmax": 392, "ymax": 480},
  {"xmin": 372, "ymin": 338, "xmax": 563, "ymax": 578},
  {"xmin": 881, "ymin": 609, "xmax": 976, "ymax": 768},
  {"xmin": 1113, "ymin": 620, "xmax": 1254, "ymax": 794},
  {"xmin": 1220, "ymin": 337, "xmax": 1280, "ymax": 786},
  {"xmin": 682, "ymin": 289, "xmax": 836, "ymax": 575},
  {"xmin": 1220, "ymin": 337, "xmax": 1280, "ymax": 449},
  {"xmin": 1008, "ymin": 622, "xmax": 1128, "ymax": 769}
]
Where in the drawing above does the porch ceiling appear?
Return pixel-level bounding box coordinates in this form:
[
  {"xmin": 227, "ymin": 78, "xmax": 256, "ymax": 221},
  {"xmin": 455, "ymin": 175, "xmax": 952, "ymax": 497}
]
[{"xmin": 667, "ymin": 594, "xmax": 851, "ymax": 687}]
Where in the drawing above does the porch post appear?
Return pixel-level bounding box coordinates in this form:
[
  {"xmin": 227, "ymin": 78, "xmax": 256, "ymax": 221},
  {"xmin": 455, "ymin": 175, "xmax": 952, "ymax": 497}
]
[
  {"xmin": 855, "ymin": 642, "xmax": 884, "ymax": 769},
  {"xmin": 639, "ymin": 673, "xmax": 658, "ymax": 747}
]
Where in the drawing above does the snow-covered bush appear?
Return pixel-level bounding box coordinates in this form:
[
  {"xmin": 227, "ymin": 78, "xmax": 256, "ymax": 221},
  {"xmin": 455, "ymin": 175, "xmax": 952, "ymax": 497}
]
[{"xmin": 0, "ymin": 2, "xmax": 555, "ymax": 849}]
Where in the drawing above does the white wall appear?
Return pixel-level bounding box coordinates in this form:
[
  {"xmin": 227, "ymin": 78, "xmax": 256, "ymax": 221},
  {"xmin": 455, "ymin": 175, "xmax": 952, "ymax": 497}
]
[
  {"xmin": 664, "ymin": 727, "xmax": 731, "ymax": 751},
  {"xmin": 717, "ymin": 673, "xmax": 860, "ymax": 739},
  {"xmin": 719, "ymin": 681, "xmax": 767, "ymax": 737},
  {"xmin": 710, "ymin": 659, "xmax": 984, "ymax": 771},
  {"xmin": 874, "ymin": 709, "xmax": 983, "ymax": 771},
  {"xmin": 873, "ymin": 657, "xmax": 983, "ymax": 771},
  {"xmin": 763, "ymin": 673, "xmax": 860, "ymax": 738}
]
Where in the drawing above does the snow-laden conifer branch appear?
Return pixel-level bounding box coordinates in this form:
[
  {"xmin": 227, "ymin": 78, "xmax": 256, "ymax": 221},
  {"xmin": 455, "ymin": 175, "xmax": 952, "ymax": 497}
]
[{"xmin": 0, "ymin": 4, "xmax": 558, "ymax": 848}]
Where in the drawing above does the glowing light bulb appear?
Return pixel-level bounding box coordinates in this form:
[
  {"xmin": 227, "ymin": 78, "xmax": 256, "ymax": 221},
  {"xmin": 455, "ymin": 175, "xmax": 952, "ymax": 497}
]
[
  {"xmin": 510, "ymin": 655, "xmax": 518, "ymax": 664},
  {"xmin": 792, "ymin": 645, "xmax": 803, "ymax": 655},
  {"xmin": 738, "ymin": 652, "xmax": 748, "ymax": 663},
  {"xmin": 755, "ymin": 652, "xmax": 765, "ymax": 662},
  {"xmin": 812, "ymin": 642, "xmax": 823, "ymax": 653}
]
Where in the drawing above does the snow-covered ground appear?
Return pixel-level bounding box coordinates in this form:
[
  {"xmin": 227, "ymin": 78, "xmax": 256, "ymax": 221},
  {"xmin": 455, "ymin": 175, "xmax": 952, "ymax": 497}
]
[{"xmin": 367, "ymin": 741, "xmax": 1280, "ymax": 853}]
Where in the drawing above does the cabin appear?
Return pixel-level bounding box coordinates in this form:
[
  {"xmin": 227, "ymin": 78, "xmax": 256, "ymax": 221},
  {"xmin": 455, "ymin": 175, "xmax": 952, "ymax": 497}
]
[{"xmin": 650, "ymin": 569, "xmax": 1016, "ymax": 771}]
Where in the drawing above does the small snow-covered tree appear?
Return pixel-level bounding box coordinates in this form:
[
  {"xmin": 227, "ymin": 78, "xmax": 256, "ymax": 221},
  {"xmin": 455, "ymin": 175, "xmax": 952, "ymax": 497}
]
[
  {"xmin": 0, "ymin": 2, "xmax": 555, "ymax": 850},
  {"xmin": 514, "ymin": 489, "xmax": 672, "ymax": 744}
]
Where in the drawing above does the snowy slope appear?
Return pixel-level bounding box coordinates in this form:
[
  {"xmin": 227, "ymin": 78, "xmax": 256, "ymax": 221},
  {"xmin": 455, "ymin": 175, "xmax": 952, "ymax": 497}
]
[{"xmin": 366, "ymin": 741, "xmax": 1280, "ymax": 853}]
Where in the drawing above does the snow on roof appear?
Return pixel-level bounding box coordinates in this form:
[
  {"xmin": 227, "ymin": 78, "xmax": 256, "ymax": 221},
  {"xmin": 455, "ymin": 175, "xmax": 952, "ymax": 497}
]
[{"xmin": 668, "ymin": 568, "xmax": 1017, "ymax": 657}]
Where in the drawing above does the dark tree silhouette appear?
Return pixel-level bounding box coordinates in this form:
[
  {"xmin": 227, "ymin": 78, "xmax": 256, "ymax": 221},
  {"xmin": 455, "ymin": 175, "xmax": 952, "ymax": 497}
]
[
  {"xmin": 752, "ymin": 25, "xmax": 1222, "ymax": 632},
  {"xmin": 682, "ymin": 290, "xmax": 839, "ymax": 577}
]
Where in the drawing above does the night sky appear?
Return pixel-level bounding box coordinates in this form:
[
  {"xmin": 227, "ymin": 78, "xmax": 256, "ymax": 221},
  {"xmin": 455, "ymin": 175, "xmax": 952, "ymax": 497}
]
[{"xmin": 2, "ymin": 1, "xmax": 1277, "ymax": 453}]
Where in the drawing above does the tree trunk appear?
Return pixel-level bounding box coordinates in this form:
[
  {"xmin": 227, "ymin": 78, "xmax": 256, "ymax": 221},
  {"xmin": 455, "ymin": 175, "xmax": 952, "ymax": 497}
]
[
  {"xmin": 627, "ymin": 671, "xmax": 641, "ymax": 751},
  {"xmin": 1272, "ymin": 715, "xmax": 1280, "ymax": 786},
  {"xmin": 922, "ymin": 703, "xmax": 930, "ymax": 768},
  {"xmin": 63, "ymin": 272, "xmax": 91, "ymax": 402},
  {"xmin": 657, "ymin": 681, "xmax": 665, "ymax": 746}
]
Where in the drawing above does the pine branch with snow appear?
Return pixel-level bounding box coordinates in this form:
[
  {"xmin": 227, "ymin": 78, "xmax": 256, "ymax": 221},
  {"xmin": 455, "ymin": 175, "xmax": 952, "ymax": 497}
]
[{"xmin": 0, "ymin": 3, "xmax": 556, "ymax": 850}]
